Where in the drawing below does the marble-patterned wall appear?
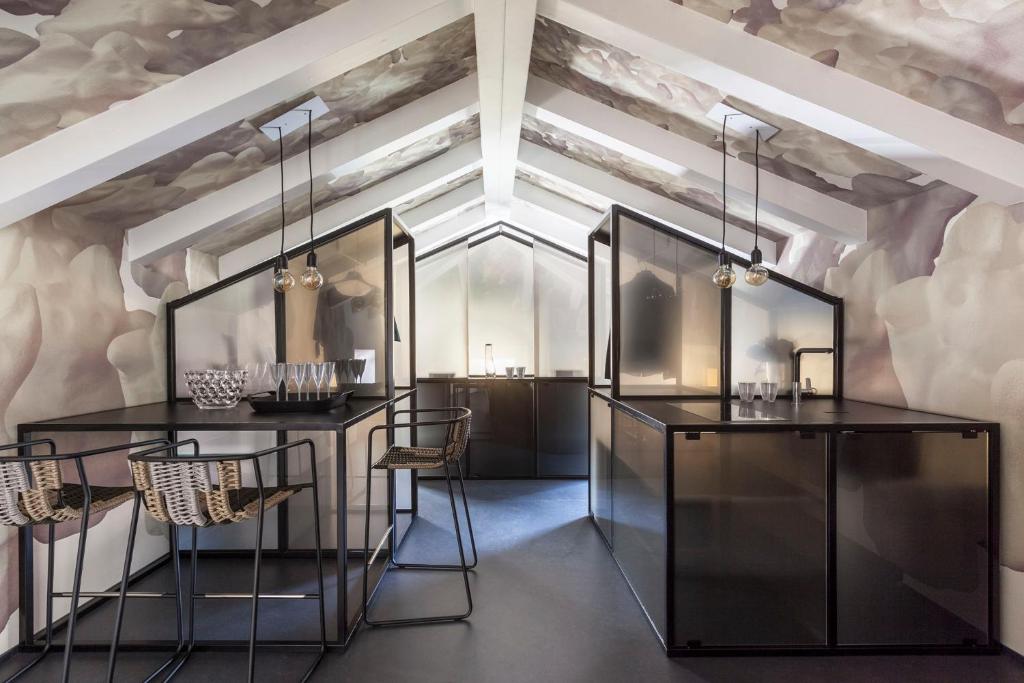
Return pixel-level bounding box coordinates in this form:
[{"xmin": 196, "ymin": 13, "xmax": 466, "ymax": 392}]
[{"xmin": 0, "ymin": 199, "xmax": 191, "ymax": 651}]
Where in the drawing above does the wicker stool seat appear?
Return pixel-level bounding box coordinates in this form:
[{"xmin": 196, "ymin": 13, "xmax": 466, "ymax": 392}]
[
  {"xmin": 109, "ymin": 439, "xmax": 327, "ymax": 683},
  {"xmin": 363, "ymin": 407, "xmax": 477, "ymax": 628},
  {"xmin": 0, "ymin": 437, "xmax": 173, "ymax": 683},
  {"xmin": 373, "ymin": 446, "xmax": 446, "ymax": 470}
]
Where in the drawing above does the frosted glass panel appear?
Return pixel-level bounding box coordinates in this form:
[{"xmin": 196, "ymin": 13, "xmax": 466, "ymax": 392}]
[
  {"xmin": 592, "ymin": 240, "xmax": 612, "ymax": 386},
  {"xmin": 535, "ymin": 244, "xmax": 587, "ymax": 377},
  {"xmin": 618, "ymin": 215, "xmax": 720, "ymax": 397},
  {"xmin": 174, "ymin": 271, "xmax": 276, "ymax": 397},
  {"xmin": 416, "ymin": 243, "xmax": 468, "ymax": 377},
  {"xmin": 468, "ymin": 236, "xmax": 534, "ymax": 375},
  {"xmin": 286, "ymin": 219, "xmax": 387, "ymax": 397},
  {"xmin": 393, "ymin": 235, "xmax": 412, "ymax": 388},
  {"xmin": 732, "ymin": 267, "xmax": 835, "ymax": 396}
]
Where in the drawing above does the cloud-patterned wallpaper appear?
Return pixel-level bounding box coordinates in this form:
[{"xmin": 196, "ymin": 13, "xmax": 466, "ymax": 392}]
[
  {"xmin": 669, "ymin": 0, "xmax": 1024, "ymax": 144},
  {"xmin": 515, "ymin": 167, "xmax": 609, "ymax": 214},
  {"xmin": 394, "ymin": 167, "xmax": 482, "ymax": 216},
  {"xmin": 530, "ymin": 17, "xmax": 935, "ymax": 211},
  {"xmin": 0, "ymin": 1, "xmax": 354, "ymax": 156}
]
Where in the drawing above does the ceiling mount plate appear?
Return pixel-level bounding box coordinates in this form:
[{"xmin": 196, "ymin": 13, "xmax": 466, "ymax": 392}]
[
  {"xmin": 259, "ymin": 96, "xmax": 329, "ymax": 140},
  {"xmin": 707, "ymin": 103, "xmax": 780, "ymax": 141}
]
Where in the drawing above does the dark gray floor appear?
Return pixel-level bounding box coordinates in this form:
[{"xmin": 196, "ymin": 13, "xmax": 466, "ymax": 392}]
[{"xmin": 2, "ymin": 479, "xmax": 1023, "ymax": 682}]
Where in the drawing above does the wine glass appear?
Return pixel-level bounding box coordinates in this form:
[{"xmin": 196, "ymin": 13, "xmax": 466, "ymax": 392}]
[
  {"xmin": 270, "ymin": 362, "xmax": 286, "ymax": 400},
  {"xmin": 289, "ymin": 363, "xmax": 308, "ymax": 400},
  {"xmin": 306, "ymin": 361, "xmax": 319, "ymax": 399},
  {"xmin": 352, "ymin": 358, "xmax": 366, "ymax": 384},
  {"xmin": 322, "ymin": 361, "xmax": 336, "ymax": 395},
  {"xmin": 338, "ymin": 359, "xmax": 351, "ymax": 386}
]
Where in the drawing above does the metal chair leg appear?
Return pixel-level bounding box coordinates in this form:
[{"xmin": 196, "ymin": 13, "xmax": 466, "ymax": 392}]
[
  {"xmin": 454, "ymin": 463, "xmax": 478, "ymax": 569},
  {"xmin": 362, "ymin": 462, "xmax": 473, "ymax": 627},
  {"xmin": 106, "ymin": 496, "xmax": 140, "ymax": 682},
  {"xmin": 160, "ymin": 527, "xmax": 197, "ymax": 682},
  {"xmin": 391, "ymin": 462, "xmax": 477, "ymax": 571},
  {"xmin": 247, "ymin": 506, "xmax": 265, "ymax": 683},
  {"xmin": 60, "ymin": 507, "xmax": 90, "ymax": 683},
  {"xmin": 4, "ymin": 524, "xmax": 55, "ymax": 683},
  {"xmin": 301, "ymin": 480, "xmax": 327, "ymax": 683}
]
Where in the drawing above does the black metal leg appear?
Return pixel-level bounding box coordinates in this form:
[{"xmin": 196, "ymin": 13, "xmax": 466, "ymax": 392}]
[
  {"xmin": 161, "ymin": 527, "xmax": 197, "ymax": 682},
  {"xmin": 5, "ymin": 524, "xmax": 55, "ymax": 683},
  {"xmin": 362, "ymin": 462, "xmax": 473, "ymax": 627},
  {"xmin": 106, "ymin": 496, "xmax": 140, "ymax": 682},
  {"xmin": 301, "ymin": 482, "xmax": 327, "ymax": 683},
  {"xmin": 248, "ymin": 506, "xmax": 265, "ymax": 683},
  {"xmin": 454, "ymin": 463, "xmax": 478, "ymax": 569},
  {"xmin": 60, "ymin": 508, "xmax": 90, "ymax": 683},
  {"xmin": 361, "ymin": 457, "xmax": 374, "ymax": 626},
  {"xmin": 392, "ymin": 461, "xmax": 477, "ymax": 571}
]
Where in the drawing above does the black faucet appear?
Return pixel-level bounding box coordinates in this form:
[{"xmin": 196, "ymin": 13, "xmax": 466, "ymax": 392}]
[{"xmin": 793, "ymin": 347, "xmax": 834, "ymax": 393}]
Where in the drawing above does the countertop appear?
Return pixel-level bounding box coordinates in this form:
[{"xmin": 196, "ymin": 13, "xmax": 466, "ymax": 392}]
[
  {"xmin": 590, "ymin": 388, "xmax": 996, "ymax": 432},
  {"xmin": 20, "ymin": 390, "xmax": 415, "ymax": 433}
]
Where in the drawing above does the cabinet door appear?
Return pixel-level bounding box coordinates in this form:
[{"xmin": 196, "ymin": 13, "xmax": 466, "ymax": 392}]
[
  {"xmin": 672, "ymin": 431, "xmax": 827, "ymax": 647},
  {"xmin": 537, "ymin": 381, "xmax": 588, "ymax": 477},
  {"xmin": 589, "ymin": 395, "xmax": 613, "ymax": 545},
  {"xmin": 836, "ymin": 431, "xmax": 990, "ymax": 647},
  {"xmin": 467, "ymin": 381, "xmax": 535, "ymax": 478}
]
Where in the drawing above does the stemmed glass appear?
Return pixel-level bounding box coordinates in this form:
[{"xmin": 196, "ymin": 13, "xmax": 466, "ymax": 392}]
[
  {"xmin": 270, "ymin": 363, "xmax": 287, "ymax": 400},
  {"xmin": 306, "ymin": 361, "xmax": 319, "ymax": 399},
  {"xmin": 352, "ymin": 358, "xmax": 366, "ymax": 384},
  {"xmin": 288, "ymin": 363, "xmax": 308, "ymax": 400},
  {"xmin": 322, "ymin": 361, "xmax": 336, "ymax": 396},
  {"xmin": 338, "ymin": 359, "xmax": 351, "ymax": 386}
]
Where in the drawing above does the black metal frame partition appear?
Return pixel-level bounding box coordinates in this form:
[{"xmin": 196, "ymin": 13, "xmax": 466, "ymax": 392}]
[
  {"xmin": 588, "ymin": 205, "xmax": 843, "ymax": 402},
  {"xmin": 586, "ymin": 205, "xmax": 999, "ymax": 657},
  {"xmin": 162, "ymin": 208, "xmax": 417, "ymax": 646}
]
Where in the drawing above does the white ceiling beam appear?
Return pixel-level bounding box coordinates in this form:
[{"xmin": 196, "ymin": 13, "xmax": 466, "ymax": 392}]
[
  {"xmin": 219, "ymin": 140, "xmax": 482, "ymax": 277},
  {"xmin": 518, "ymin": 140, "xmax": 776, "ymax": 261},
  {"xmin": 0, "ymin": 0, "xmax": 472, "ymax": 229},
  {"xmin": 538, "ymin": 0, "xmax": 1024, "ymax": 205},
  {"xmin": 402, "ymin": 179, "xmax": 485, "ymax": 232},
  {"xmin": 512, "ymin": 177, "xmax": 603, "ymax": 229},
  {"xmin": 524, "ymin": 76, "xmax": 865, "ymax": 243},
  {"xmin": 414, "ymin": 203, "xmax": 491, "ymax": 253},
  {"xmin": 473, "ymin": 0, "xmax": 538, "ymax": 216},
  {"xmin": 506, "ymin": 198, "xmax": 591, "ymax": 253},
  {"xmin": 128, "ymin": 78, "xmax": 479, "ymax": 264}
]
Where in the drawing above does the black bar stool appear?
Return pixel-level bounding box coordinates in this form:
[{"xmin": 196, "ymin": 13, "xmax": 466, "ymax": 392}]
[
  {"xmin": 362, "ymin": 407, "xmax": 476, "ymax": 627},
  {"xmin": 0, "ymin": 437, "xmax": 170, "ymax": 683},
  {"xmin": 107, "ymin": 439, "xmax": 326, "ymax": 683}
]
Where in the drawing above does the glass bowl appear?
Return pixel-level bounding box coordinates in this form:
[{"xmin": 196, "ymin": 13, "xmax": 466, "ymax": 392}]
[{"xmin": 184, "ymin": 369, "xmax": 248, "ymax": 410}]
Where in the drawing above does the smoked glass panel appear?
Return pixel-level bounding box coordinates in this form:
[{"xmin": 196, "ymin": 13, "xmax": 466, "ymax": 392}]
[
  {"xmin": 612, "ymin": 409, "xmax": 666, "ymax": 638},
  {"xmin": 836, "ymin": 431, "xmax": 990, "ymax": 646},
  {"xmin": 468, "ymin": 236, "xmax": 534, "ymax": 375},
  {"xmin": 173, "ymin": 270, "xmax": 275, "ymax": 398},
  {"xmin": 732, "ymin": 267, "xmax": 835, "ymax": 396},
  {"xmin": 416, "ymin": 243, "xmax": 468, "ymax": 378},
  {"xmin": 672, "ymin": 431, "xmax": 827, "ymax": 646},
  {"xmin": 589, "ymin": 394, "xmax": 613, "ymax": 544},
  {"xmin": 286, "ymin": 219, "xmax": 387, "ymax": 397},
  {"xmin": 617, "ymin": 215, "xmax": 720, "ymax": 397},
  {"xmin": 535, "ymin": 243, "xmax": 587, "ymax": 377}
]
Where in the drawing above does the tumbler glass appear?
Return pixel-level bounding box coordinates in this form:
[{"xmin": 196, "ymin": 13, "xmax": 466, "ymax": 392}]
[
  {"xmin": 759, "ymin": 381, "xmax": 779, "ymax": 403},
  {"xmin": 738, "ymin": 382, "xmax": 757, "ymax": 403}
]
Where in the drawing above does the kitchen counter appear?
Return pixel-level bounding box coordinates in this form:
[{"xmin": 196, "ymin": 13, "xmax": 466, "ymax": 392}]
[{"xmin": 589, "ymin": 388, "xmax": 993, "ymax": 432}]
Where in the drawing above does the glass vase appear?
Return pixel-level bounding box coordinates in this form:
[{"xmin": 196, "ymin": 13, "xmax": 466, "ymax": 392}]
[{"xmin": 484, "ymin": 344, "xmax": 496, "ymax": 378}]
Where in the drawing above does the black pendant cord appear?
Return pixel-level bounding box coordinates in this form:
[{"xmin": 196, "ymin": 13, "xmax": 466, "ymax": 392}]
[
  {"xmin": 719, "ymin": 113, "xmax": 738, "ymax": 254},
  {"xmin": 753, "ymin": 130, "xmax": 760, "ymax": 252},
  {"xmin": 274, "ymin": 127, "xmax": 286, "ymax": 260},
  {"xmin": 303, "ymin": 109, "xmax": 316, "ymax": 257}
]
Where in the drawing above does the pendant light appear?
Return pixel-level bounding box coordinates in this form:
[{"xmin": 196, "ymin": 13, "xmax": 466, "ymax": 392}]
[
  {"xmin": 298, "ymin": 109, "xmax": 324, "ymax": 290},
  {"xmin": 270, "ymin": 126, "xmax": 295, "ymax": 293},
  {"xmin": 744, "ymin": 130, "xmax": 770, "ymax": 286},
  {"xmin": 711, "ymin": 113, "xmax": 738, "ymax": 289}
]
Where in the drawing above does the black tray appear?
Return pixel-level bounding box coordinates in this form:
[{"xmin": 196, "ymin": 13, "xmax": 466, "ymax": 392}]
[{"xmin": 247, "ymin": 391, "xmax": 354, "ymax": 414}]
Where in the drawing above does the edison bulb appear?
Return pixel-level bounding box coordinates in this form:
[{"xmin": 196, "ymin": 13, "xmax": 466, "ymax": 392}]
[
  {"xmin": 273, "ymin": 268, "xmax": 295, "ymax": 293},
  {"xmin": 744, "ymin": 263, "xmax": 769, "ymax": 286},
  {"xmin": 301, "ymin": 266, "xmax": 324, "ymax": 290},
  {"xmin": 712, "ymin": 263, "xmax": 736, "ymax": 289}
]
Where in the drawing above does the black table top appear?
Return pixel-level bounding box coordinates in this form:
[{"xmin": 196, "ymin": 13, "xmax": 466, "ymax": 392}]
[
  {"xmin": 20, "ymin": 390, "xmax": 415, "ymax": 433},
  {"xmin": 590, "ymin": 388, "xmax": 996, "ymax": 432}
]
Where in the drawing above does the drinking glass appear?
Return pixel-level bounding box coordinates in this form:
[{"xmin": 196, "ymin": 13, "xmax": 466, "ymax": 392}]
[
  {"xmin": 305, "ymin": 361, "xmax": 317, "ymax": 399},
  {"xmin": 270, "ymin": 363, "xmax": 287, "ymax": 400},
  {"xmin": 289, "ymin": 363, "xmax": 308, "ymax": 400},
  {"xmin": 759, "ymin": 381, "xmax": 779, "ymax": 403},
  {"xmin": 738, "ymin": 382, "xmax": 757, "ymax": 403},
  {"xmin": 352, "ymin": 358, "xmax": 366, "ymax": 384},
  {"xmin": 338, "ymin": 359, "xmax": 351, "ymax": 385},
  {"xmin": 505, "ymin": 366, "xmax": 515, "ymax": 379},
  {"xmin": 322, "ymin": 361, "xmax": 336, "ymax": 395}
]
